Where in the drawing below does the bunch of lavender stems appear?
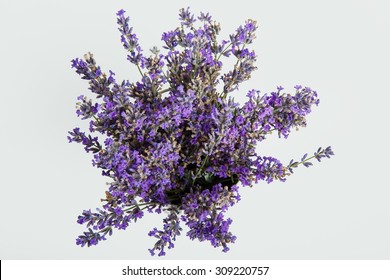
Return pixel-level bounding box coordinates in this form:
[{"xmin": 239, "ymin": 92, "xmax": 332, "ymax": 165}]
[{"xmin": 68, "ymin": 8, "xmax": 334, "ymax": 256}]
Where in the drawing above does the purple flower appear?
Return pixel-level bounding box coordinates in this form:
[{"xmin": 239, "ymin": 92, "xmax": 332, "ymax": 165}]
[
  {"xmin": 114, "ymin": 207, "xmax": 123, "ymax": 216},
  {"xmin": 179, "ymin": 7, "xmax": 196, "ymax": 27},
  {"xmin": 116, "ymin": 9, "xmax": 125, "ymax": 17},
  {"xmin": 235, "ymin": 115, "xmax": 244, "ymax": 125},
  {"xmin": 198, "ymin": 12, "xmax": 212, "ymax": 22}
]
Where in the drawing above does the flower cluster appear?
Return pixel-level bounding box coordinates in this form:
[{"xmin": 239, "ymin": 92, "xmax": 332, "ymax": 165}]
[{"xmin": 69, "ymin": 8, "xmax": 333, "ymax": 256}]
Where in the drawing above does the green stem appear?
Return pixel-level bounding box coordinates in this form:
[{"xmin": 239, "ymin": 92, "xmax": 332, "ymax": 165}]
[
  {"xmin": 98, "ymin": 226, "xmax": 111, "ymax": 233},
  {"xmin": 221, "ymin": 43, "xmax": 246, "ymax": 99},
  {"xmin": 193, "ymin": 154, "xmax": 210, "ymax": 185},
  {"xmin": 216, "ymin": 42, "xmax": 233, "ymax": 61},
  {"xmin": 158, "ymin": 88, "xmax": 171, "ymax": 95},
  {"xmin": 298, "ymin": 155, "xmax": 317, "ymax": 166},
  {"xmin": 139, "ymin": 205, "xmax": 154, "ymax": 211},
  {"xmin": 192, "ymin": 64, "xmax": 198, "ymax": 79},
  {"xmin": 123, "ymin": 202, "xmax": 152, "ymax": 212},
  {"xmin": 192, "ymin": 136, "xmax": 221, "ymax": 185},
  {"xmin": 136, "ymin": 64, "xmax": 144, "ymax": 77},
  {"xmin": 290, "ymin": 153, "xmax": 322, "ymax": 169},
  {"xmin": 192, "ymin": 52, "xmax": 199, "ymax": 79},
  {"xmin": 162, "ymin": 70, "xmax": 169, "ymax": 83}
]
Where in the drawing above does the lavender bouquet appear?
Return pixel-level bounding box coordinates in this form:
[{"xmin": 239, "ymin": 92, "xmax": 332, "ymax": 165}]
[{"xmin": 68, "ymin": 8, "xmax": 333, "ymax": 256}]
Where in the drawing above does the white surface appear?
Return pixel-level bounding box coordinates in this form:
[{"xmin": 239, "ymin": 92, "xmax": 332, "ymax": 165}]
[{"xmin": 0, "ymin": 0, "xmax": 389, "ymax": 259}]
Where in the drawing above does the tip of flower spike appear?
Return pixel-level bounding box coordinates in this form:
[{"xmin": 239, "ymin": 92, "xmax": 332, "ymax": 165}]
[
  {"xmin": 198, "ymin": 12, "xmax": 212, "ymax": 22},
  {"xmin": 117, "ymin": 9, "xmax": 126, "ymax": 16},
  {"xmin": 70, "ymin": 58, "xmax": 78, "ymax": 68},
  {"xmin": 148, "ymin": 249, "xmax": 155, "ymax": 256}
]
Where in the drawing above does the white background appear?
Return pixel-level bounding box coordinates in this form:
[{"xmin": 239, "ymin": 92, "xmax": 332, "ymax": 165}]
[{"xmin": 0, "ymin": 0, "xmax": 389, "ymax": 259}]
